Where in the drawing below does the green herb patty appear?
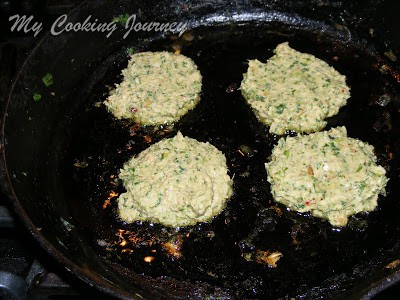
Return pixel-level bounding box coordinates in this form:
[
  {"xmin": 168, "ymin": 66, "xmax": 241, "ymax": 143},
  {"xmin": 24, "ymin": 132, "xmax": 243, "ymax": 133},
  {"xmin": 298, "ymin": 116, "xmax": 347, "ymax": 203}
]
[
  {"xmin": 241, "ymin": 42, "xmax": 350, "ymax": 134},
  {"xmin": 265, "ymin": 127, "xmax": 388, "ymax": 226},
  {"xmin": 105, "ymin": 52, "xmax": 202, "ymax": 125},
  {"xmin": 118, "ymin": 132, "xmax": 233, "ymax": 227}
]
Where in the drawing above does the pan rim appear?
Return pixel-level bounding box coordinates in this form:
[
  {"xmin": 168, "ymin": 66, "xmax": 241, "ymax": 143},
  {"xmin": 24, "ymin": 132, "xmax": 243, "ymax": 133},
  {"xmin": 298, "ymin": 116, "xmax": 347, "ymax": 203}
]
[
  {"xmin": 0, "ymin": 1, "xmax": 149, "ymax": 299},
  {"xmin": 1, "ymin": 1, "xmax": 400, "ymax": 299}
]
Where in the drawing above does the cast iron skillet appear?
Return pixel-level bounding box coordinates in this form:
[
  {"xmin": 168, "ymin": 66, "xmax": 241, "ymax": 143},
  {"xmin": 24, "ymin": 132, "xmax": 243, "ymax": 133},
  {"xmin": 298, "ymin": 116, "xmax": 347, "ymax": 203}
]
[{"xmin": 2, "ymin": 0, "xmax": 400, "ymax": 299}]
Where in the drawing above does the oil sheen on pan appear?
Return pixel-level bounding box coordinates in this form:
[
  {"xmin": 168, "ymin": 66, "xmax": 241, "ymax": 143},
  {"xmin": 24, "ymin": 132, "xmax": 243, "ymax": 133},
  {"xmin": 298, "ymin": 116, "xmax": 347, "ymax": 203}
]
[{"xmin": 62, "ymin": 24, "xmax": 400, "ymax": 299}]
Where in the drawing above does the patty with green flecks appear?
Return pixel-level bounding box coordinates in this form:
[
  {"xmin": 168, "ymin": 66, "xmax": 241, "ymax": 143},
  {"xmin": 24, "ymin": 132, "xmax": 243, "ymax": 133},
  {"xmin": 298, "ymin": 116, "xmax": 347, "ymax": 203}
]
[
  {"xmin": 265, "ymin": 127, "xmax": 388, "ymax": 226},
  {"xmin": 118, "ymin": 132, "xmax": 233, "ymax": 227},
  {"xmin": 104, "ymin": 51, "xmax": 202, "ymax": 125},
  {"xmin": 241, "ymin": 42, "xmax": 351, "ymax": 134}
]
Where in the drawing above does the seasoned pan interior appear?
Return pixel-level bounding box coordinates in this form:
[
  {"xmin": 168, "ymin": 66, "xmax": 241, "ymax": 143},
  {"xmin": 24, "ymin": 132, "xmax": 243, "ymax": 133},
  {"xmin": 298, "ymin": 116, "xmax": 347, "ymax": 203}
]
[{"xmin": 4, "ymin": 20, "xmax": 400, "ymax": 299}]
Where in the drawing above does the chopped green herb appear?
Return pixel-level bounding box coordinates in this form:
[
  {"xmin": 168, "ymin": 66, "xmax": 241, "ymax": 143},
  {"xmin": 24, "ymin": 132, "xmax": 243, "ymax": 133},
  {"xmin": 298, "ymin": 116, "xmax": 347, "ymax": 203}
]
[
  {"xmin": 358, "ymin": 182, "xmax": 367, "ymax": 193},
  {"xmin": 243, "ymin": 252, "xmax": 252, "ymax": 261},
  {"xmin": 127, "ymin": 47, "xmax": 135, "ymax": 55},
  {"xmin": 42, "ymin": 73, "xmax": 53, "ymax": 87},
  {"xmin": 330, "ymin": 141, "xmax": 340, "ymax": 155},
  {"xmin": 284, "ymin": 150, "xmax": 290, "ymax": 158},
  {"xmin": 113, "ymin": 14, "xmax": 130, "ymax": 25},
  {"xmin": 276, "ymin": 104, "xmax": 286, "ymax": 114},
  {"xmin": 33, "ymin": 93, "xmax": 41, "ymax": 102}
]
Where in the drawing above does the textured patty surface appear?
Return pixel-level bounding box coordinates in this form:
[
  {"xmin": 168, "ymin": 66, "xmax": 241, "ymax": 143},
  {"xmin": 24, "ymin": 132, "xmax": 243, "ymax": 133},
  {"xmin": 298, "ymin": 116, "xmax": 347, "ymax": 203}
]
[
  {"xmin": 105, "ymin": 51, "xmax": 202, "ymax": 125},
  {"xmin": 265, "ymin": 127, "xmax": 388, "ymax": 226},
  {"xmin": 118, "ymin": 132, "xmax": 233, "ymax": 227},
  {"xmin": 241, "ymin": 42, "xmax": 351, "ymax": 134}
]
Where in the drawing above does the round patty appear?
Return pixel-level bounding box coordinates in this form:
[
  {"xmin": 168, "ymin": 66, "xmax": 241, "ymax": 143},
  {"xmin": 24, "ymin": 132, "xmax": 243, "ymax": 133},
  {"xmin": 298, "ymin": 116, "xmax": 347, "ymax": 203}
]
[
  {"xmin": 265, "ymin": 127, "xmax": 388, "ymax": 226},
  {"xmin": 241, "ymin": 42, "xmax": 351, "ymax": 135},
  {"xmin": 104, "ymin": 51, "xmax": 202, "ymax": 125},
  {"xmin": 118, "ymin": 132, "xmax": 233, "ymax": 227}
]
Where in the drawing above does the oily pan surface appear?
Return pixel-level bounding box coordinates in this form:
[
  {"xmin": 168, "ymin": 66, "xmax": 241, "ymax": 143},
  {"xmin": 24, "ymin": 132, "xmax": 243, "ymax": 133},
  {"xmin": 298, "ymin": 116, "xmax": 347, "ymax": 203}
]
[
  {"xmin": 62, "ymin": 26, "xmax": 400, "ymax": 299},
  {"xmin": 6, "ymin": 23, "xmax": 400, "ymax": 299}
]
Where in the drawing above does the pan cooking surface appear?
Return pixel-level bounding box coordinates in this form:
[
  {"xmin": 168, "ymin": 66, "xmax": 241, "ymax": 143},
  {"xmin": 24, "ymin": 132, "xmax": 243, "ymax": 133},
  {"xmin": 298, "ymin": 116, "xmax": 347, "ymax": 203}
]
[{"xmin": 51, "ymin": 23, "xmax": 400, "ymax": 298}]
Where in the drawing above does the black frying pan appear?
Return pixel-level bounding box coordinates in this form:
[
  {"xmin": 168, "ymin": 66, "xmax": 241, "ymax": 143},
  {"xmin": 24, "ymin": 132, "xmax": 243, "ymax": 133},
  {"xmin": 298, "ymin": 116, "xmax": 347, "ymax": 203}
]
[{"xmin": 1, "ymin": 0, "xmax": 400, "ymax": 299}]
